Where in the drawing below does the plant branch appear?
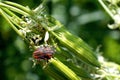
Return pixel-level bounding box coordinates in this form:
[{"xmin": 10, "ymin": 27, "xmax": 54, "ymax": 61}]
[
  {"xmin": 3, "ymin": 1, "xmax": 32, "ymax": 14},
  {"xmin": 1, "ymin": 7, "xmax": 23, "ymax": 29},
  {"xmin": 98, "ymin": 0, "xmax": 114, "ymax": 20},
  {"xmin": 0, "ymin": 8, "xmax": 24, "ymax": 38},
  {"xmin": 48, "ymin": 58, "xmax": 81, "ymax": 80},
  {"xmin": 0, "ymin": 2, "xmax": 30, "ymax": 16}
]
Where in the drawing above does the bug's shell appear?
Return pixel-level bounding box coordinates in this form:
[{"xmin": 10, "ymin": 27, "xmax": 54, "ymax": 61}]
[{"xmin": 33, "ymin": 45, "xmax": 55, "ymax": 61}]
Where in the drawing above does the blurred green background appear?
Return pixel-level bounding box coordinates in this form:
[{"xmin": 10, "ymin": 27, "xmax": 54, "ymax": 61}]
[{"xmin": 0, "ymin": 0, "xmax": 120, "ymax": 80}]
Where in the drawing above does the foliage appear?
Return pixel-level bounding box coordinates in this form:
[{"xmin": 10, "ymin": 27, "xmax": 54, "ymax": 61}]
[{"xmin": 0, "ymin": 0, "xmax": 120, "ymax": 80}]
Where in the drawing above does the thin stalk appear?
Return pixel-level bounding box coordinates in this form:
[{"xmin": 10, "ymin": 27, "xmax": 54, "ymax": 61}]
[
  {"xmin": 0, "ymin": 2, "xmax": 29, "ymax": 16},
  {"xmin": 48, "ymin": 58, "xmax": 81, "ymax": 80},
  {"xmin": 3, "ymin": 1, "xmax": 32, "ymax": 14},
  {"xmin": 98, "ymin": 0, "xmax": 114, "ymax": 20},
  {"xmin": 33, "ymin": 0, "xmax": 47, "ymax": 12},
  {"xmin": 1, "ymin": 7, "xmax": 23, "ymax": 29},
  {"xmin": 1, "ymin": 7, "xmax": 22, "ymax": 21},
  {"xmin": 9, "ymin": 16, "xmax": 23, "ymax": 29},
  {"xmin": 0, "ymin": 8, "xmax": 24, "ymax": 38},
  {"xmin": 42, "ymin": 0, "xmax": 48, "ymax": 5},
  {"xmin": 44, "ymin": 65, "xmax": 66, "ymax": 80}
]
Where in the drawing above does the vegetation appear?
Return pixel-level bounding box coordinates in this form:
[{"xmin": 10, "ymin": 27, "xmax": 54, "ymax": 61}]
[{"xmin": 0, "ymin": 0, "xmax": 120, "ymax": 80}]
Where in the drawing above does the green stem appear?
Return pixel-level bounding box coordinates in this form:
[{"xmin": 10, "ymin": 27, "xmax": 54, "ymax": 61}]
[
  {"xmin": 33, "ymin": 0, "xmax": 47, "ymax": 13},
  {"xmin": 41, "ymin": 0, "xmax": 48, "ymax": 5},
  {"xmin": 0, "ymin": 8, "xmax": 24, "ymax": 38},
  {"xmin": 0, "ymin": 2, "xmax": 29, "ymax": 16},
  {"xmin": 44, "ymin": 65, "xmax": 66, "ymax": 80},
  {"xmin": 9, "ymin": 16, "xmax": 23, "ymax": 29},
  {"xmin": 48, "ymin": 58, "xmax": 81, "ymax": 80},
  {"xmin": 1, "ymin": 7, "xmax": 23, "ymax": 29},
  {"xmin": 1, "ymin": 7, "xmax": 22, "ymax": 21},
  {"xmin": 3, "ymin": 1, "xmax": 32, "ymax": 14},
  {"xmin": 98, "ymin": 0, "xmax": 114, "ymax": 20}
]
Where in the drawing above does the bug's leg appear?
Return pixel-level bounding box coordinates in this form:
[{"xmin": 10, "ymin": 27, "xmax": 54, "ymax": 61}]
[
  {"xmin": 52, "ymin": 55, "xmax": 54, "ymax": 58},
  {"xmin": 42, "ymin": 58, "xmax": 48, "ymax": 69},
  {"xmin": 46, "ymin": 59, "xmax": 49, "ymax": 63},
  {"xmin": 32, "ymin": 60, "xmax": 36, "ymax": 68},
  {"xmin": 29, "ymin": 57, "xmax": 37, "ymax": 68},
  {"xmin": 32, "ymin": 59, "xmax": 36, "ymax": 68}
]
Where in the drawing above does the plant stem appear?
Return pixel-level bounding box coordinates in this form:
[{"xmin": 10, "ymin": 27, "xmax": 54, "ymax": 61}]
[
  {"xmin": 3, "ymin": 1, "xmax": 32, "ymax": 14},
  {"xmin": 48, "ymin": 58, "xmax": 81, "ymax": 80},
  {"xmin": 0, "ymin": 2, "xmax": 30, "ymax": 16},
  {"xmin": 44, "ymin": 65, "xmax": 66, "ymax": 80},
  {"xmin": 0, "ymin": 8, "xmax": 24, "ymax": 38},
  {"xmin": 1, "ymin": 7, "xmax": 22, "ymax": 21},
  {"xmin": 98, "ymin": 0, "xmax": 114, "ymax": 20},
  {"xmin": 1, "ymin": 7, "xmax": 23, "ymax": 29}
]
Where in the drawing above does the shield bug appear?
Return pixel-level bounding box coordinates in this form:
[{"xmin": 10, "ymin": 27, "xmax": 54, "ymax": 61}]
[{"xmin": 33, "ymin": 44, "xmax": 55, "ymax": 62}]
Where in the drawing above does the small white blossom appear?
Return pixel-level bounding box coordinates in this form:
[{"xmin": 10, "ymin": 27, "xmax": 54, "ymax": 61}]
[{"xmin": 44, "ymin": 31, "xmax": 49, "ymax": 42}]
